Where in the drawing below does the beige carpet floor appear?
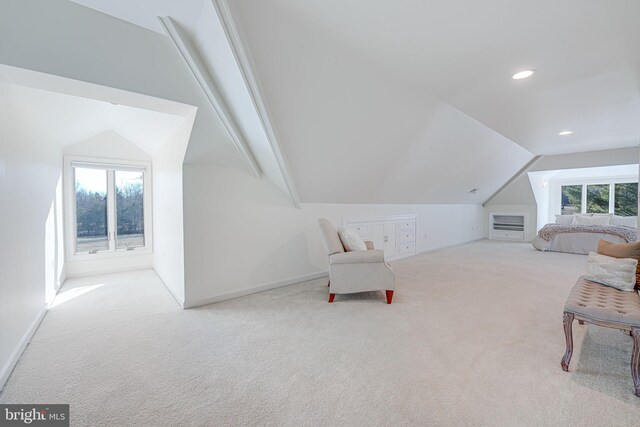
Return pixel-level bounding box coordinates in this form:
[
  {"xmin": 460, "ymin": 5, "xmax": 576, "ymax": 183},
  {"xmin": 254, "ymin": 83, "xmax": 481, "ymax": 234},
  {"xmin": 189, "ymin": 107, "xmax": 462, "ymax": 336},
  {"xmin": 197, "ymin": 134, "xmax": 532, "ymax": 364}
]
[{"xmin": 1, "ymin": 240, "xmax": 639, "ymax": 426}]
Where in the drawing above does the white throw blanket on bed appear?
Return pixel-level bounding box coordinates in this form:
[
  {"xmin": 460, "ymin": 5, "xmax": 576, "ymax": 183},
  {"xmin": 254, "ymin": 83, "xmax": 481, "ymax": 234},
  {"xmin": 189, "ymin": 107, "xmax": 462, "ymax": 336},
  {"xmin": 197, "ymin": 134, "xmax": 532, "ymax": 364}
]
[{"xmin": 538, "ymin": 224, "xmax": 637, "ymax": 243}]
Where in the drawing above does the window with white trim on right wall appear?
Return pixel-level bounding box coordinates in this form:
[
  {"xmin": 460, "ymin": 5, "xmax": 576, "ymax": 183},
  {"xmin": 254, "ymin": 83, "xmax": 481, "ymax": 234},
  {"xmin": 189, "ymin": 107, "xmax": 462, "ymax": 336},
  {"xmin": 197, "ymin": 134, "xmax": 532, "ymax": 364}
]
[{"xmin": 560, "ymin": 181, "xmax": 637, "ymax": 216}]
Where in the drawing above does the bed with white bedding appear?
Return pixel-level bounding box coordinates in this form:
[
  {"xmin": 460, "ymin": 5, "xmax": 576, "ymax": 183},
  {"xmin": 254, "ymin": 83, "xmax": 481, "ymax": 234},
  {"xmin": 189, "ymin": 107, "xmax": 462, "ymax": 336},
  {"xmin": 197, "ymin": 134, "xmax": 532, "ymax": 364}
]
[{"xmin": 531, "ymin": 214, "xmax": 638, "ymax": 255}]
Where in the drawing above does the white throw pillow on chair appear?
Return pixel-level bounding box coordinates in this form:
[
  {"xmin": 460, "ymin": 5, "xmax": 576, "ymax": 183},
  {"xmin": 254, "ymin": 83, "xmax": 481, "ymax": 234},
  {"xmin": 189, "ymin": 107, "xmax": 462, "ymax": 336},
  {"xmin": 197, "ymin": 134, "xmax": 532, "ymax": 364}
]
[{"xmin": 337, "ymin": 227, "xmax": 367, "ymax": 251}]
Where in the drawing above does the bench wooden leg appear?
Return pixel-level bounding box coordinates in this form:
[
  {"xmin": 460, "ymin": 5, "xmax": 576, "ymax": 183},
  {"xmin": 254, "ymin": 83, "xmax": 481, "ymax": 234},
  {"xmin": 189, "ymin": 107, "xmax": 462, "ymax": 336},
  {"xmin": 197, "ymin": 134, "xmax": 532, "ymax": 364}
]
[
  {"xmin": 561, "ymin": 312, "xmax": 574, "ymax": 372},
  {"xmin": 632, "ymin": 327, "xmax": 640, "ymax": 397}
]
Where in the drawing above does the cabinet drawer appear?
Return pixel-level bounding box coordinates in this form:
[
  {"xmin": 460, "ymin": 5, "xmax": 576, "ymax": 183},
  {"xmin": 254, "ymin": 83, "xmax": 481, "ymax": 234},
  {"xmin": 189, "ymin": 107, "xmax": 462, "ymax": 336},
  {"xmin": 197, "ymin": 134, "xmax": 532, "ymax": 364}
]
[
  {"xmin": 399, "ymin": 220, "xmax": 416, "ymax": 231},
  {"xmin": 399, "ymin": 232, "xmax": 415, "ymax": 243},
  {"xmin": 399, "ymin": 243, "xmax": 415, "ymax": 254},
  {"xmin": 491, "ymin": 230, "xmax": 524, "ymax": 241}
]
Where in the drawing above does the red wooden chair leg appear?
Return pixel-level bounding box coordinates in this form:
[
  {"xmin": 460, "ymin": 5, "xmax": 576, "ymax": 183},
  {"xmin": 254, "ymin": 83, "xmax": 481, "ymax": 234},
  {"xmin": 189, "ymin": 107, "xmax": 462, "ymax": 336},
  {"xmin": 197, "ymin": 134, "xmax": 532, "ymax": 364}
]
[
  {"xmin": 328, "ymin": 293, "xmax": 335, "ymax": 303},
  {"xmin": 386, "ymin": 290, "xmax": 394, "ymax": 304}
]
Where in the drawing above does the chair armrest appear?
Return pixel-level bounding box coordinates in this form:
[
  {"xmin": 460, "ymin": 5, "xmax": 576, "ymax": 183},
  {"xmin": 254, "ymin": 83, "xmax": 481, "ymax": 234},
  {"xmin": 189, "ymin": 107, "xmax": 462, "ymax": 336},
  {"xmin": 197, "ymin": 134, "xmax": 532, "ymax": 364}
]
[
  {"xmin": 364, "ymin": 240, "xmax": 374, "ymax": 250},
  {"xmin": 329, "ymin": 250, "xmax": 385, "ymax": 265}
]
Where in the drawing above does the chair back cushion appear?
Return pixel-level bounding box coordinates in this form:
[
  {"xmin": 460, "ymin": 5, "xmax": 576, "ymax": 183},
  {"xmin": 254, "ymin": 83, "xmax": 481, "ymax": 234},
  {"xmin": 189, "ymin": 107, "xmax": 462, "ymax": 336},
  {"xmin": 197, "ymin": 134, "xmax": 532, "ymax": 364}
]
[{"xmin": 318, "ymin": 218, "xmax": 345, "ymax": 255}]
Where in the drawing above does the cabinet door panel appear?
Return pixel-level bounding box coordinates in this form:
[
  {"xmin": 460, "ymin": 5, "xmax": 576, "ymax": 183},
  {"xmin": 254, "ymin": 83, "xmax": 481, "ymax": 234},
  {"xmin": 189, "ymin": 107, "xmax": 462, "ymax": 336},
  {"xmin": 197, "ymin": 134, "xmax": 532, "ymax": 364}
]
[
  {"xmin": 371, "ymin": 222, "xmax": 385, "ymax": 251},
  {"xmin": 383, "ymin": 221, "xmax": 397, "ymax": 257}
]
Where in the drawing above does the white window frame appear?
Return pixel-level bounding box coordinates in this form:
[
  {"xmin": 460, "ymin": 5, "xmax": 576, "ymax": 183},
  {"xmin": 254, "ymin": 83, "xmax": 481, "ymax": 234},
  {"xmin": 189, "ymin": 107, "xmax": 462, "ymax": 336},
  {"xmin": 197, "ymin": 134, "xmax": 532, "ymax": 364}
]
[
  {"xmin": 64, "ymin": 155, "xmax": 153, "ymax": 261},
  {"xmin": 552, "ymin": 175, "xmax": 638, "ymax": 216}
]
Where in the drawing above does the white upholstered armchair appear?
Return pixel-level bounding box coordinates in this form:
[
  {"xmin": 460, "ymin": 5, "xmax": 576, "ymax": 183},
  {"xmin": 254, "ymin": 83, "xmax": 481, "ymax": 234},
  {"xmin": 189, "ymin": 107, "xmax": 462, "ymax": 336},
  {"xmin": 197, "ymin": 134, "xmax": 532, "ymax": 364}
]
[{"xmin": 318, "ymin": 218, "xmax": 395, "ymax": 304}]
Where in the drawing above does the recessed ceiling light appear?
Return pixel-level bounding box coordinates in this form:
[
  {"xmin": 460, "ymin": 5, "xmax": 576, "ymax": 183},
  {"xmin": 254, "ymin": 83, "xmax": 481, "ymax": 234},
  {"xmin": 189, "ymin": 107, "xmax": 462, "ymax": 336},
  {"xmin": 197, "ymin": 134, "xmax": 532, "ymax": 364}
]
[
  {"xmin": 512, "ymin": 70, "xmax": 535, "ymax": 80},
  {"xmin": 558, "ymin": 130, "xmax": 573, "ymax": 136}
]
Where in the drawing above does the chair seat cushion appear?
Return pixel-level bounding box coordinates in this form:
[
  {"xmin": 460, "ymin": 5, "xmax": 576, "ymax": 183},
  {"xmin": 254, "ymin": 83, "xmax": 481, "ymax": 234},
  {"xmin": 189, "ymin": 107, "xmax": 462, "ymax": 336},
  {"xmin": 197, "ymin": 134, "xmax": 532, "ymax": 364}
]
[
  {"xmin": 329, "ymin": 249, "xmax": 384, "ymax": 265},
  {"xmin": 565, "ymin": 277, "xmax": 640, "ymax": 326}
]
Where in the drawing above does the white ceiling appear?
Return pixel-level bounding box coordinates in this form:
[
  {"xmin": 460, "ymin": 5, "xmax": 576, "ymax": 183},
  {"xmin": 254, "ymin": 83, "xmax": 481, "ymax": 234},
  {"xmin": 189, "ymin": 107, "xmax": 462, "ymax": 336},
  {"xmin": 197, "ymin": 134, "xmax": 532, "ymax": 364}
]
[
  {"xmin": 233, "ymin": 0, "xmax": 640, "ymax": 155},
  {"xmin": 8, "ymin": 84, "xmax": 188, "ymax": 154},
  {"xmin": 60, "ymin": 0, "xmax": 640, "ymax": 204},
  {"xmin": 0, "ymin": 62, "xmax": 195, "ymax": 156},
  {"xmin": 226, "ymin": 0, "xmax": 534, "ymax": 203},
  {"xmin": 71, "ymin": 0, "xmax": 299, "ymax": 200},
  {"xmin": 70, "ymin": 0, "xmax": 206, "ymax": 34}
]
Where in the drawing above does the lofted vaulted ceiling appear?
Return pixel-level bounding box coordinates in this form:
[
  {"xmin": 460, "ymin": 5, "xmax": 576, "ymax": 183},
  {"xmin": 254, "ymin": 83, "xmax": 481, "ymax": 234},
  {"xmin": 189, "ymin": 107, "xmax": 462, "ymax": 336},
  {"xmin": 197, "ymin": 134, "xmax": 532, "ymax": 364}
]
[
  {"xmin": 67, "ymin": 0, "xmax": 640, "ymax": 204},
  {"xmin": 229, "ymin": 0, "xmax": 640, "ymax": 156}
]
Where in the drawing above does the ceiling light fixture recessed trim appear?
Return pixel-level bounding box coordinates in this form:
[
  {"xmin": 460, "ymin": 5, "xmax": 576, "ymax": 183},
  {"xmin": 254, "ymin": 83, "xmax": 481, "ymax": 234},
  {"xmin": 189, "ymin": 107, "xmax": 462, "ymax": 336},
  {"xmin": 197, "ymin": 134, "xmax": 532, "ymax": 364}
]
[
  {"xmin": 512, "ymin": 69, "xmax": 536, "ymax": 80},
  {"xmin": 558, "ymin": 130, "xmax": 573, "ymax": 136}
]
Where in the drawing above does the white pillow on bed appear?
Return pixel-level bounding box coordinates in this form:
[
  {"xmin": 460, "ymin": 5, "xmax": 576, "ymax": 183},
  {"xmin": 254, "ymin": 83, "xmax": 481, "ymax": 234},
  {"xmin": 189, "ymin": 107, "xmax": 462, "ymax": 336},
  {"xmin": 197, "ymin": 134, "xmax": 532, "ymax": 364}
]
[
  {"xmin": 573, "ymin": 214, "xmax": 610, "ymax": 226},
  {"xmin": 555, "ymin": 215, "xmax": 574, "ymax": 225},
  {"xmin": 611, "ymin": 215, "xmax": 637, "ymax": 228},
  {"xmin": 584, "ymin": 252, "xmax": 638, "ymax": 291}
]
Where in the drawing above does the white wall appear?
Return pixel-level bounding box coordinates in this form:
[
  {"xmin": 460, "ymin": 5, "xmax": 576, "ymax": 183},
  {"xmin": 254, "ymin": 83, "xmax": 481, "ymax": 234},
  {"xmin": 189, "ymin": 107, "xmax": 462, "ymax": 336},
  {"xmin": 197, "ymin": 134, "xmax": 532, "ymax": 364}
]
[
  {"xmin": 63, "ymin": 131, "xmax": 154, "ymax": 277},
  {"xmin": 0, "ymin": 70, "xmax": 197, "ymax": 390},
  {"xmin": 183, "ymin": 164, "xmax": 484, "ymax": 307},
  {"xmin": 0, "ymin": 82, "xmax": 65, "ymax": 389},
  {"xmin": 0, "ymin": 0, "xmax": 244, "ymax": 309},
  {"xmin": 152, "ymin": 116, "xmax": 195, "ymax": 307},
  {"xmin": 64, "ymin": 130, "xmax": 152, "ymax": 161}
]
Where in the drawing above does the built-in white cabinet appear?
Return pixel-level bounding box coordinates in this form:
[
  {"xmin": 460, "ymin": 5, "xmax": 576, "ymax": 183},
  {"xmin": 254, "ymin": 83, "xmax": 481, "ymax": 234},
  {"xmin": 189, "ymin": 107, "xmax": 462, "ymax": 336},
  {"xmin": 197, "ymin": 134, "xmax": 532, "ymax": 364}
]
[
  {"xmin": 343, "ymin": 215, "xmax": 418, "ymax": 260},
  {"xmin": 489, "ymin": 212, "xmax": 528, "ymax": 241}
]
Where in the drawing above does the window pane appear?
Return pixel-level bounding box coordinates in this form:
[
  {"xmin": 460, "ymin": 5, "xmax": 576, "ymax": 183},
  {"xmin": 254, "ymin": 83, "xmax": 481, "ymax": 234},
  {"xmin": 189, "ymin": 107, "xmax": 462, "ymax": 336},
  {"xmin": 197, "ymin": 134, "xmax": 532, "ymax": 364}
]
[
  {"xmin": 561, "ymin": 185, "xmax": 582, "ymax": 214},
  {"xmin": 586, "ymin": 184, "xmax": 610, "ymax": 213},
  {"xmin": 75, "ymin": 168, "xmax": 108, "ymax": 253},
  {"xmin": 615, "ymin": 183, "xmax": 638, "ymax": 216},
  {"xmin": 115, "ymin": 171, "xmax": 144, "ymax": 249}
]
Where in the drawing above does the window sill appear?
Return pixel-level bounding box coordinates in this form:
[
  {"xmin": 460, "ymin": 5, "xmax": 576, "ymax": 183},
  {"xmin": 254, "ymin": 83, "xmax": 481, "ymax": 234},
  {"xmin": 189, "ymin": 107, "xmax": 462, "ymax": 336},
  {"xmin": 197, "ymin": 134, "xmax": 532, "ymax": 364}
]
[{"xmin": 69, "ymin": 247, "xmax": 152, "ymax": 262}]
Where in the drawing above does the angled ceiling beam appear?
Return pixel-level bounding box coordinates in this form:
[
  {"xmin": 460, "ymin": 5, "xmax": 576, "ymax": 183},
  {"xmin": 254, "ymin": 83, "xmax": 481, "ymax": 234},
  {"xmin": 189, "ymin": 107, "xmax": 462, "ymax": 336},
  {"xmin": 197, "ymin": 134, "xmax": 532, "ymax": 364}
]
[
  {"xmin": 483, "ymin": 155, "xmax": 543, "ymax": 207},
  {"xmin": 158, "ymin": 16, "xmax": 261, "ymax": 178},
  {"xmin": 211, "ymin": 0, "xmax": 301, "ymax": 208}
]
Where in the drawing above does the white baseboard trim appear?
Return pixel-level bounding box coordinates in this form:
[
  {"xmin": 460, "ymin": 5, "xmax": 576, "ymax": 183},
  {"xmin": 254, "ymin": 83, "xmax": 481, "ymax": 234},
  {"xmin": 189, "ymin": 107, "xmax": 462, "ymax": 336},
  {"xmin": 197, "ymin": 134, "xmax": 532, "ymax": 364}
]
[
  {"xmin": 417, "ymin": 237, "xmax": 485, "ymax": 256},
  {"xmin": 184, "ymin": 271, "xmax": 329, "ymax": 309},
  {"xmin": 155, "ymin": 274, "xmax": 186, "ymax": 309},
  {"xmin": 0, "ymin": 304, "xmax": 47, "ymax": 392}
]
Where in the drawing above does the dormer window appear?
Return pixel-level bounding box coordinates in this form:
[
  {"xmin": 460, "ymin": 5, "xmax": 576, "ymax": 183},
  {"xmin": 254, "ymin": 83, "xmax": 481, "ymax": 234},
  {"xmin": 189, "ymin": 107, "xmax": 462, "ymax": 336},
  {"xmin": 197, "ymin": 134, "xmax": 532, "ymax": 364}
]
[{"xmin": 65, "ymin": 156, "xmax": 152, "ymax": 259}]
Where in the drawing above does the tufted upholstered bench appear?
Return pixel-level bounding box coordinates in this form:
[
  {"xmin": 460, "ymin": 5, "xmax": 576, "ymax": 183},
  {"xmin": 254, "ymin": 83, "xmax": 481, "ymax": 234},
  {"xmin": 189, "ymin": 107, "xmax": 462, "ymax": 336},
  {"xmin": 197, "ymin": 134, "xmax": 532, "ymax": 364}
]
[{"xmin": 562, "ymin": 277, "xmax": 640, "ymax": 396}]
